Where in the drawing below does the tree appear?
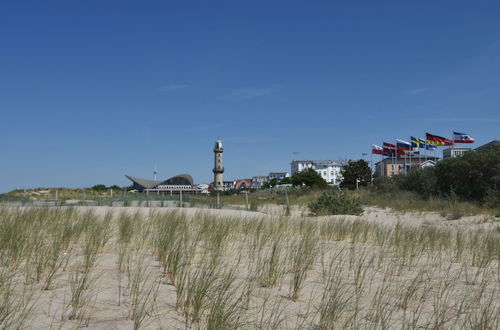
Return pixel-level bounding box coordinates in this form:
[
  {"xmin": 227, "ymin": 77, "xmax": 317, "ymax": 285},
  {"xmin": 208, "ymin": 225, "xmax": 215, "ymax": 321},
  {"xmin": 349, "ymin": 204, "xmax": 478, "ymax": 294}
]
[
  {"xmin": 262, "ymin": 178, "xmax": 278, "ymax": 189},
  {"xmin": 280, "ymin": 177, "xmax": 291, "ymax": 184},
  {"xmin": 433, "ymin": 146, "xmax": 500, "ymax": 202},
  {"xmin": 91, "ymin": 184, "xmax": 106, "ymax": 191},
  {"xmin": 340, "ymin": 160, "xmax": 371, "ymax": 189},
  {"xmin": 374, "ymin": 146, "xmax": 500, "ymax": 205},
  {"xmin": 291, "ymin": 168, "xmax": 328, "ymax": 189}
]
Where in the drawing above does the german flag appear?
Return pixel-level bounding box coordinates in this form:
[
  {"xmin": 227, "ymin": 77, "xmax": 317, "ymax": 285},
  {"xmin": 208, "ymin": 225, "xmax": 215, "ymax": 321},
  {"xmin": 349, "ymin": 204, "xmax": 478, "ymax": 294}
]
[{"xmin": 426, "ymin": 133, "xmax": 453, "ymax": 146}]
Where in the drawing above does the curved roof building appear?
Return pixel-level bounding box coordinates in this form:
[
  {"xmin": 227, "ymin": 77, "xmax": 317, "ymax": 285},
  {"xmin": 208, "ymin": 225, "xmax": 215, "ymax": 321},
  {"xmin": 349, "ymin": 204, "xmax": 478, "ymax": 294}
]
[{"xmin": 125, "ymin": 174, "xmax": 194, "ymax": 193}]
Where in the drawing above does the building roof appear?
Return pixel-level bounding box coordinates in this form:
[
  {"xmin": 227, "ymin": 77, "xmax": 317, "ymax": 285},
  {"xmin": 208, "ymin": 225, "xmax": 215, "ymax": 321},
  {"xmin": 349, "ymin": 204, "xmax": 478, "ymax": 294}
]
[
  {"xmin": 234, "ymin": 179, "xmax": 253, "ymax": 190},
  {"xmin": 125, "ymin": 174, "xmax": 194, "ymax": 189},
  {"xmin": 475, "ymin": 140, "xmax": 500, "ymax": 152},
  {"xmin": 411, "ymin": 160, "xmax": 436, "ymax": 166},
  {"xmin": 291, "ymin": 159, "xmax": 347, "ymax": 165}
]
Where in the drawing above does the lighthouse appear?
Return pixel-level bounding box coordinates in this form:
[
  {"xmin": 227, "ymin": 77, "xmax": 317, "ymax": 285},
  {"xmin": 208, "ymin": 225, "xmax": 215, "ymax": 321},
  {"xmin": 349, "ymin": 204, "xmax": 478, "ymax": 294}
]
[{"xmin": 213, "ymin": 139, "xmax": 224, "ymax": 190}]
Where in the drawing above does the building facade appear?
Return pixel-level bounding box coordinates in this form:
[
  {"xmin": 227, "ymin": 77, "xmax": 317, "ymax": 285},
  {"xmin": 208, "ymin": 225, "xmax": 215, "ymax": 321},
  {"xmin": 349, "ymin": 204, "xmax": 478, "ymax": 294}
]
[
  {"xmin": 442, "ymin": 147, "xmax": 471, "ymax": 159},
  {"xmin": 374, "ymin": 156, "xmax": 439, "ymax": 177},
  {"xmin": 290, "ymin": 160, "xmax": 346, "ymax": 186},
  {"xmin": 268, "ymin": 172, "xmax": 290, "ymax": 182},
  {"xmin": 252, "ymin": 176, "xmax": 269, "ymax": 189},
  {"xmin": 125, "ymin": 174, "xmax": 203, "ymax": 194}
]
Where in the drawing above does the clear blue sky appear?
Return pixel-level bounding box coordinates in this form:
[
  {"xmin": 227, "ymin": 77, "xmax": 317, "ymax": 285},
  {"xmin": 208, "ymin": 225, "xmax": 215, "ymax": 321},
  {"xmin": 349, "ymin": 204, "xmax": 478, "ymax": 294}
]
[{"xmin": 1, "ymin": 1, "xmax": 500, "ymax": 192}]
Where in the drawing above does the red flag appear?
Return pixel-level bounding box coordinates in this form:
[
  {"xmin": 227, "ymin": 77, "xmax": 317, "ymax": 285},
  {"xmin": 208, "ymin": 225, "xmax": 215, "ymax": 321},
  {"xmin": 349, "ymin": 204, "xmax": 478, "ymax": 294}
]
[
  {"xmin": 383, "ymin": 142, "xmax": 396, "ymax": 148},
  {"xmin": 372, "ymin": 144, "xmax": 384, "ymax": 155},
  {"xmin": 426, "ymin": 133, "xmax": 453, "ymax": 146}
]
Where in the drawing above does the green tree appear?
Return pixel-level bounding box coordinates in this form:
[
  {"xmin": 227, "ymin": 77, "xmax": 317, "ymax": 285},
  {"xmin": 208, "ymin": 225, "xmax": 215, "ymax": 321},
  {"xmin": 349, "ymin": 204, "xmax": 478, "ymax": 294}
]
[
  {"xmin": 291, "ymin": 168, "xmax": 328, "ymax": 189},
  {"xmin": 433, "ymin": 146, "xmax": 500, "ymax": 202},
  {"xmin": 262, "ymin": 178, "xmax": 278, "ymax": 189},
  {"xmin": 91, "ymin": 184, "xmax": 106, "ymax": 191},
  {"xmin": 340, "ymin": 160, "xmax": 371, "ymax": 189},
  {"xmin": 280, "ymin": 177, "xmax": 291, "ymax": 184}
]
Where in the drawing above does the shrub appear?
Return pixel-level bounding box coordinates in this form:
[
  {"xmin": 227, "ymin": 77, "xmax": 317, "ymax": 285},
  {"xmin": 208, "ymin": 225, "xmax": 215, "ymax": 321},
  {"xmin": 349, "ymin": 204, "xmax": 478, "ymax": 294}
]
[
  {"xmin": 308, "ymin": 190, "xmax": 363, "ymax": 216},
  {"xmin": 374, "ymin": 146, "xmax": 500, "ymax": 206},
  {"xmin": 395, "ymin": 167, "xmax": 437, "ymax": 198},
  {"xmin": 447, "ymin": 209, "xmax": 464, "ymax": 220}
]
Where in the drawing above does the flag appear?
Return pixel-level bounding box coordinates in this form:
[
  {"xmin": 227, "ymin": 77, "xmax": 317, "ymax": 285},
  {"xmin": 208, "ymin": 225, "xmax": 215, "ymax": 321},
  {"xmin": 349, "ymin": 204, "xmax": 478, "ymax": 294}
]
[
  {"xmin": 396, "ymin": 139, "xmax": 412, "ymax": 151},
  {"xmin": 383, "ymin": 147, "xmax": 405, "ymax": 156},
  {"xmin": 372, "ymin": 144, "xmax": 384, "ymax": 155},
  {"xmin": 453, "ymin": 131, "xmax": 475, "ymax": 143},
  {"xmin": 383, "ymin": 147, "xmax": 394, "ymax": 156},
  {"xmin": 382, "ymin": 142, "xmax": 406, "ymax": 156},
  {"xmin": 426, "ymin": 133, "xmax": 453, "ymax": 146},
  {"xmin": 383, "ymin": 142, "xmax": 396, "ymax": 148},
  {"xmin": 383, "ymin": 142, "xmax": 396, "ymax": 156},
  {"xmin": 411, "ymin": 136, "xmax": 426, "ymax": 148},
  {"xmin": 426, "ymin": 144, "xmax": 437, "ymax": 151}
]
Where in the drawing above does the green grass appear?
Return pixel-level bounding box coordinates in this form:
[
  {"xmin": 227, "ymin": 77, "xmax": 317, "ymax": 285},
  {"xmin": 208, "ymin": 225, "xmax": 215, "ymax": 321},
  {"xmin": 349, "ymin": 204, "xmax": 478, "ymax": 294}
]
[{"xmin": 356, "ymin": 189, "xmax": 500, "ymax": 216}]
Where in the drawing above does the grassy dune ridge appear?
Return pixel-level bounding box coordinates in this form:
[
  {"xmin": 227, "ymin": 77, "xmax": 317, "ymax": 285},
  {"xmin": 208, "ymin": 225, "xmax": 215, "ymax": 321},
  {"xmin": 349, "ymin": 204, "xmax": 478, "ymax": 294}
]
[{"xmin": 0, "ymin": 207, "xmax": 499, "ymax": 329}]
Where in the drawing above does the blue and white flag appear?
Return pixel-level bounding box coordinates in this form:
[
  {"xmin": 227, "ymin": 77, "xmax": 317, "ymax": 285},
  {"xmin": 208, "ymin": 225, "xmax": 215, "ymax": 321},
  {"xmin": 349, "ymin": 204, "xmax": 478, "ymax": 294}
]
[{"xmin": 453, "ymin": 131, "xmax": 475, "ymax": 144}]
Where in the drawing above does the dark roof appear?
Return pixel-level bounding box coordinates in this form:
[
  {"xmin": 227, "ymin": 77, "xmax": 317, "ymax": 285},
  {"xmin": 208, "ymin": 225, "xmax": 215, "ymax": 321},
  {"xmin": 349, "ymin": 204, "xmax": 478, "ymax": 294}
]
[
  {"xmin": 475, "ymin": 140, "xmax": 500, "ymax": 152},
  {"xmin": 125, "ymin": 174, "xmax": 193, "ymax": 189}
]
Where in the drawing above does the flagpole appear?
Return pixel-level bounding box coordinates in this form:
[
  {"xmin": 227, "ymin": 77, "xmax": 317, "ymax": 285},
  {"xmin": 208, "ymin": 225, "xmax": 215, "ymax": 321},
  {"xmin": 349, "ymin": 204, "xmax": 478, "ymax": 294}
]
[
  {"xmin": 424, "ymin": 133, "xmax": 428, "ymax": 162},
  {"xmin": 417, "ymin": 137, "xmax": 421, "ymax": 166},
  {"xmin": 396, "ymin": 140, "xmax": 399, "ymax": 174},
  {"xmin": 381, "ymin": 154, "xmax": 383, "ymax": 177},
  {"xmin": 395, "ymin": 140, "xmax": 398, "ymax": 175},
  {"xmin": 401, "ymin": 140, "xmax": 407, "ymax": 175},
  {"xmin": 391, "ymin": 143, "xmax": 394, "ymax": 176},
  {"xmin": 370, "ymin": 152, "xmax": 373, "ymax": 183}
]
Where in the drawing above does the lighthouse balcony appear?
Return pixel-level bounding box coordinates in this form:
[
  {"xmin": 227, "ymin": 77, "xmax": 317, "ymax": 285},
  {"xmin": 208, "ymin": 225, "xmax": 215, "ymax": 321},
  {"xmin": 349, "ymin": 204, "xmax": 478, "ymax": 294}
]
[{"xmin": 213, "ymin": 167, "xmax": 225, "ymax": 173}]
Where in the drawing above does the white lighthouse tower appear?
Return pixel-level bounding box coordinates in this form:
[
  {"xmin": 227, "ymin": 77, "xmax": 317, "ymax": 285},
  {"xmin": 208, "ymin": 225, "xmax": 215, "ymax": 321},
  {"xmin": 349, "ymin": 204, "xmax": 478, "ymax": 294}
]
[{"xmin": 213, "ymin": 138, "xmax": 224, "ymax": 190}]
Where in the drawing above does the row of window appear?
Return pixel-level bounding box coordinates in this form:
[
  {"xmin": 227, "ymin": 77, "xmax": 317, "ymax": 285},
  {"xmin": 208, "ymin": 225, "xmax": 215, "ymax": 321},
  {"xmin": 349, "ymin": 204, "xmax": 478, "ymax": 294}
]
[{"xmin": 155, "ymin": 185, "xmax": 192, "ymax": 190}]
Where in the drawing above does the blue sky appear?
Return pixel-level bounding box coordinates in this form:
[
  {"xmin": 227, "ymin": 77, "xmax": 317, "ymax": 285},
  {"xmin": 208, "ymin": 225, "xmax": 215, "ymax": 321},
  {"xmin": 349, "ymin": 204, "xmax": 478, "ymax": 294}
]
[{"xmin": 1, "ymin": 1, "xmax": 500, "ymax": 192}]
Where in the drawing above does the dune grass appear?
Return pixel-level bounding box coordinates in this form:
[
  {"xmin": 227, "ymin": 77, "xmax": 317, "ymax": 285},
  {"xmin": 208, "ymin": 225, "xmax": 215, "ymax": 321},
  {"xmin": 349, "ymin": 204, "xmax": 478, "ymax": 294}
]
[{"xmin": 0, "ymin": 206, "xmax": 499, "ymax": 328}]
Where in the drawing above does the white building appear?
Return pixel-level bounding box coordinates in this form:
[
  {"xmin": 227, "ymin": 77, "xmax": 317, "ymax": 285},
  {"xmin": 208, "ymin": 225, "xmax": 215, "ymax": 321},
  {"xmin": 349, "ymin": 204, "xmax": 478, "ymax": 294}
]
[
  {"xmin": 252, "ymin": 176, "xmax": 269, "ymax": 189},
  {"xmin": 268, "ymin": 172, "xmax": 290, "ymax": 182},
  {"xmin": 290, "ymin": 160, "xmax": 346, "ymax": 186},
  {"xmin": 442, "ymin": 147, "xmax": 471, "ymax": 159}
]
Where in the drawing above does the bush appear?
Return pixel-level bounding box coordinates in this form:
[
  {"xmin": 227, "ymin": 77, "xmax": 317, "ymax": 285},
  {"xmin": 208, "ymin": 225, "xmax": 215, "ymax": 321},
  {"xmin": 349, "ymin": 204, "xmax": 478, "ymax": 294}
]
[
  {"xmin": 394, "ymin": 167, "xmax": 437, "ymax": 199},
  {"xmin": 374, "ymin": 146, "xmax": 500, "ymax": 206},
  {"xmin": 308, "ymin": 190, "xmax": 363, "ymax": 216},
  {"xmin": 446, "ymin": 209, "xmax": 464, "ymax": 220}
]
